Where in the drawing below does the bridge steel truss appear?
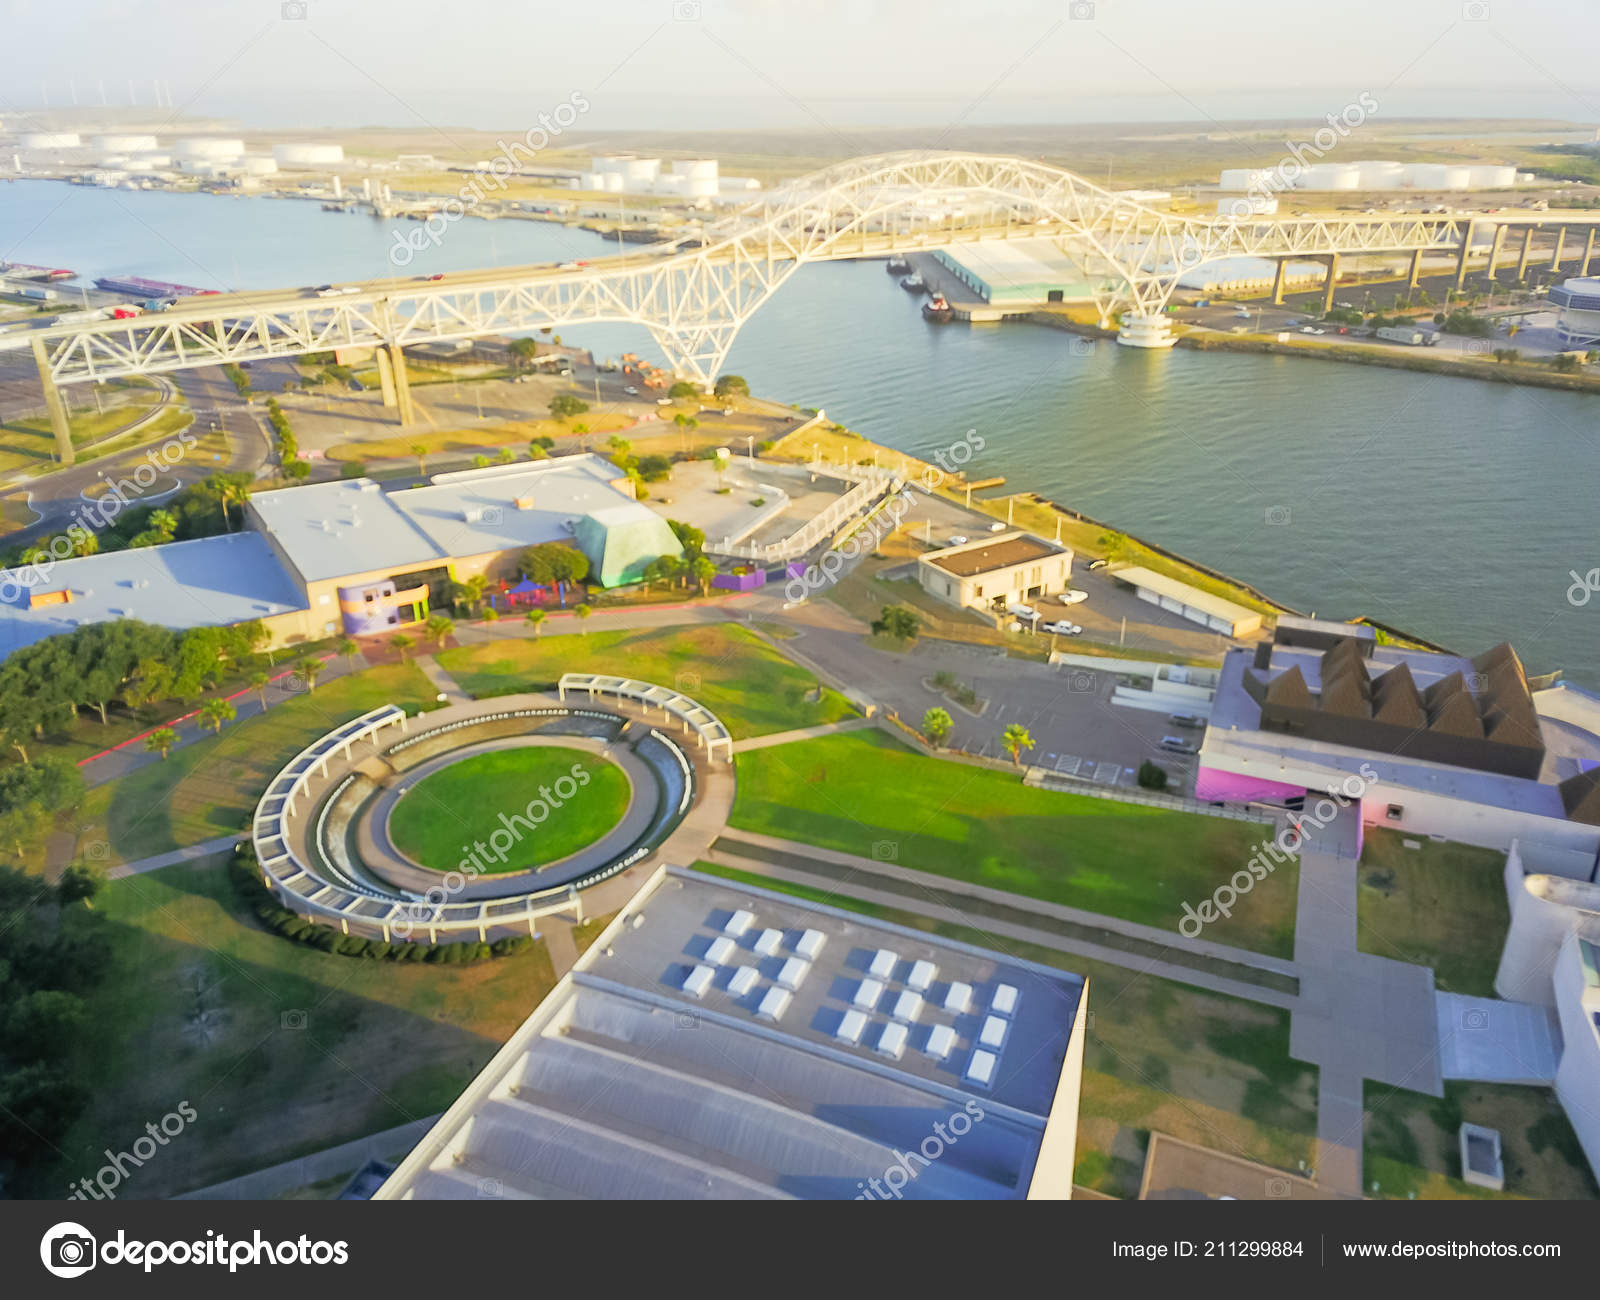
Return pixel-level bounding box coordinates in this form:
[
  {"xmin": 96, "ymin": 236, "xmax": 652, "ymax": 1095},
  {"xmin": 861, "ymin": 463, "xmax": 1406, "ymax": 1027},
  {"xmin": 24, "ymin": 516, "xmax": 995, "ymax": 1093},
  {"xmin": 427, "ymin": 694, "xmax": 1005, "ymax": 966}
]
[{"xmin": 21, "ymin": 152, "xmax": 1597, "ymax": 415}]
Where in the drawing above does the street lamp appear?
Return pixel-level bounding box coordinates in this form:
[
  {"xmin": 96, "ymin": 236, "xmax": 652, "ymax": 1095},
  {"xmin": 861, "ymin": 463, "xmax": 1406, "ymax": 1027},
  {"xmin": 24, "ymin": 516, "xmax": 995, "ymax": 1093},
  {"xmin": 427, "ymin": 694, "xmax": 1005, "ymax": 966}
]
[{"xmin": 745, "ymin": 435, "xmax": 754, "ymax": 465}]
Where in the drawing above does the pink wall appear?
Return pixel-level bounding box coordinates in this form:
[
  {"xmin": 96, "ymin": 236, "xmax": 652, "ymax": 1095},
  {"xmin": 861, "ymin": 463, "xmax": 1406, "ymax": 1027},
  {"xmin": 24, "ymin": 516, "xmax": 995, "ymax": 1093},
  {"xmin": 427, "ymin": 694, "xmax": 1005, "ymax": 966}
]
[{"xmin": 1194, "ymin": 765, "xmax": 1306, "ymax": 805}]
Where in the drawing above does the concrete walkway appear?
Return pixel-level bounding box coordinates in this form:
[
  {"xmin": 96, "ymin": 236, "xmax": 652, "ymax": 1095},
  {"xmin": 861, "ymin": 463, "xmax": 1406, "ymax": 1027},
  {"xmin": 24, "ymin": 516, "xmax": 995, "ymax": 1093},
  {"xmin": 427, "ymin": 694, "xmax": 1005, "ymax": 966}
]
[
  {"xmin": 416, "ymin": 653, "xmax": 470, "ymax": 703},
  {"xmin": 106, "ymin": 835, "xmax": 237, "ymax": 879},
  {"xmin": 730, "ymin": 716, "xmax": 875, "ymax": 752},
  {"xmin": 1287, "ymin": 805, "xmax": 1442, "ymax": 1197}
]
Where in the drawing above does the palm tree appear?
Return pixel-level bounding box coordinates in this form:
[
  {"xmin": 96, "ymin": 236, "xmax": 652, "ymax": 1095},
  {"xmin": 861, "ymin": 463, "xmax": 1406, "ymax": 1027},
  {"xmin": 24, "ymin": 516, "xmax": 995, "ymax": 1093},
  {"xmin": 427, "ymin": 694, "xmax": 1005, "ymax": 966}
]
[
  {"xmin": 222, "ymin": 480, "xmax": 249, "ymax": 525},
  {"xmin": 573, "ymin": 603, "xmax": 592, "ymax": 635},
  {"xmin": 411, "ymin": 443, "xmax": 429, "ymax": 476},
  {"xmin": 197, "ymin": 698, "xmax": 235, "ymax": 736},
  {"xmin": 148, "ymin": 508, "xmax": 178, "ymax": 540},
  {"xmin": 922, "ymin": 708, "xmax": 953, "ymax": 749},
  {"xmin": 296, "ymin": 656, "xmax": 324, "ymax": 692},
  {"xmin": 1001, "ymin": 723, "xmax": 1035, "ymax": 767},
  {"xmin": 336, "ymin": 635, "xmax": 361, "ymax": 668},
  {"xmin": 249, "ymin": 670, "xmax": 271, "ymax": 708},
  {"xmin": 424, "ymin": 615, "xmax": 455, "ymax": 649},
  {"xmin": 391, "ymin": 633, "xmax": 415, "ymax": 663},
  {"xmin": 70, "ymin": 530, "xmax": 99, "ymax": 557},
  {"xmin": 144, "ymin": 727, "xmax": 178, "ymax": 760},
  {"xmin": 453, "ymin": 573, "xmax": 490, "ymax": 616},
  {"xmin": 525, "ymin": 608, "xmax": 546, "ymax": 637},
  {"xmin": 691, "ymin": 555, "xmax": 717, "ymax": 596},
  {"xmin": 497, "ymin": 446, "xmax": 515, "ymax": 464}
]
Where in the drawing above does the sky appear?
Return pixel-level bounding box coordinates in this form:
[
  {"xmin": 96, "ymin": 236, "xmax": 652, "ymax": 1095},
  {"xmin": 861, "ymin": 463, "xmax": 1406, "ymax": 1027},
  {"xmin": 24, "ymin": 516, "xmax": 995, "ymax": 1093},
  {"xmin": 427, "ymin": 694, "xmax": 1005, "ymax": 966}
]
[{"xmin": 3, "ymin": 0, "xmax": 1600, "ymax": 131}]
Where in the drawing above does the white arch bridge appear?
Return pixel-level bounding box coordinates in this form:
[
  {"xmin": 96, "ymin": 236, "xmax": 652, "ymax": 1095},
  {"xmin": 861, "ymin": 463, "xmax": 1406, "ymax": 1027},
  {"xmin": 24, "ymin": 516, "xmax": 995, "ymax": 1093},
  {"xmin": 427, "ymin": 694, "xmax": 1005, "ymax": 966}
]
[{"xmin": 16, "ymin": 150, "xmax": 1600, "ymax": 461}]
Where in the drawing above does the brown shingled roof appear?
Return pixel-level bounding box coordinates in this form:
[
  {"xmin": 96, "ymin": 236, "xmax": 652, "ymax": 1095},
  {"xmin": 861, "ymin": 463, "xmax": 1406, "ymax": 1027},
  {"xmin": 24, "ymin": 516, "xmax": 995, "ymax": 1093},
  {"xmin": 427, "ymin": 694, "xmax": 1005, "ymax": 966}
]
[
  {"xmin": 1264, "ymin": 665, "xmax": 1314, "ymax": 709},
  {"xmin": 1559, "ymin": 770, "xmax": 1600, "ymax": 826}
]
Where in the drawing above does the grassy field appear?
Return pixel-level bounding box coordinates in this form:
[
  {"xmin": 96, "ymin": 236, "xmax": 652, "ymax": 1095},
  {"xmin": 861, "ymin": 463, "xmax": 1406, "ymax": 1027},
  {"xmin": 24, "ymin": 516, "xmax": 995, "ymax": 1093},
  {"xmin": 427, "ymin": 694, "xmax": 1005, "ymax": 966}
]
[
  {"xmin": 324, "ymin": 411, "xmax": 636, "ymax": 464},
  {"xmin": 388, "ymin": 746, "xmax": 631, "ymax": 872},
  {"xmin": 1356, "ymin": 829, "xmax": 1510, "ymax": 996},
  {"xmin": 76, "ymin": 663, "xmax": 438, "ymax": 865},
  {"xmin": 1365, "ymin": 1079, "xmax": 1598, "ymax": 1200},
  {"xmin": 694, "ymin": 861, "xmax": 1317, "ymax": 1198},
  {"xmin": 23, "ymin": 859, "xmax": 557, "ymax": 1198},
  {"xmin": 729, "ymin": 729, "xmax": 1297, "ymax": 958},
  {"xmin": 0, "ymin": 380, "xmax": 167, "ymax": 476},
  {"xmin": 436, "ymin": 623, "xmax": 857, "ymax": 740}
]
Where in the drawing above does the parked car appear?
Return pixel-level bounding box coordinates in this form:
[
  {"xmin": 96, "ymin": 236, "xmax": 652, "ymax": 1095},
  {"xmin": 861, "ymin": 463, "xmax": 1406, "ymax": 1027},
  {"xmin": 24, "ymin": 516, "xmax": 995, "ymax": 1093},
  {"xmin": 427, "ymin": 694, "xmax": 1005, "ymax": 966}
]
[
  {"xmin": 623, "ymin": 385, "xmax": 639, "ymax": 395},
  {"xmin": 1041, "ymin": 620, "xmax": 1082, "ymax": 635},
  {"xmin": 426, "ymin": 273, "xmax": 446, "ymax": 281},
  {"xmin": 1007, "ymin": 602, "xmax": 1038, "ymax": 621},
  {"xmin": 656, "ymin": 397, "xmax": 674, "ymax": 406},
  {"xmin": 1087, "ymin": 558, "xmax": 1109, "ymax": 571},
  {"xmin": 1300, "ymin": 326, "xmax": 1325, "ymax": 335},
  {"xmin": 1159, "ymin": 736, "xmax": 1198, "ymax": 754},
  {"xmin": 1057, "ymin": 589, "xmax": 1089, "ymax": 606},
  {"xmin": 1169, "ymin": 713, "xmax": 1204, "ymax": 729},
  {"xmin": 988, "ymin": 521, "xmax": 1006, "ymax": 532},
  {"xmin": 945, "ymin": 535, "xmax": 968, "ymax": 547}
]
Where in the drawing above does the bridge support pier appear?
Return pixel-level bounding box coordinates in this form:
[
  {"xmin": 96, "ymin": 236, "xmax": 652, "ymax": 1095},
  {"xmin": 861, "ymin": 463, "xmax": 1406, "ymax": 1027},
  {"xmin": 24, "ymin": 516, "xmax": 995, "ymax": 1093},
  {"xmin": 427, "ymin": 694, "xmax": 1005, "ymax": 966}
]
[
  {"xmin": 375, "ymin": 346, "xmax": 398, "ymax": 409},
  {"xmin": 1583, "ymin": 228, "xmax": 1597, "ymax": 278},
  {"xmin": 1485, "ymin": 224, "xmax": 1507, "ymax": 283},
  {"xmin": 1515, "ymin": 226, "xmax": 1535, "ymax": 281},
  {"xmin": 1406, "ymin": 248, "xmax": 1423, "ymax": 291},
  {"xmin": 30, "ymin": 337, "xmax": 74, "ymax": 466},
  {"xmin": 1550, "ymin": 226, "xmax": 1566, "ymax": 271},
  {"xmin": 1320, "ymin": 254, "xmax": 1340, "ymax": 314},
  {"xmin": 385, "ymin": 344, "xmax": 417, "ymax": 427},
  {"xmin": 1453, "ymin": 221, "xmax": 1477, "ymax": 293},
  {"xmin": 1270, "ymin": 259, "xmax": 1288, "ymax": 305}
]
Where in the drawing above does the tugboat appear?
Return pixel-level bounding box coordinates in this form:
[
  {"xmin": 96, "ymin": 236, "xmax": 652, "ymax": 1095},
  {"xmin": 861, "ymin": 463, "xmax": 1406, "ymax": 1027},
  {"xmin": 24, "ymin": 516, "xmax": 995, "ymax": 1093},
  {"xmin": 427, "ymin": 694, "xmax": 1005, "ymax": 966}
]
[
  {"xmin": 921, "ymin": 292, "xmax": 953, "ymax": 323},
  {"xmin": 899, "ymin": 272, "xmax": 926, "ymax": 293},
  {"xmin": 886, "ymin": 256, "xmax": 910, "ymax": 275}
]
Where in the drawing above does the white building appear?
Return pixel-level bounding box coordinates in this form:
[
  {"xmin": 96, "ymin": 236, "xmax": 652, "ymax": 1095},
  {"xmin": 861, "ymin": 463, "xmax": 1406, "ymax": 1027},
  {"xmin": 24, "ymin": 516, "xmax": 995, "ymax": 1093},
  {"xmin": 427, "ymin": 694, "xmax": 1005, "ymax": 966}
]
[{"xmin": 1550, "ymin": 276, "xmax": 1600, "ymax": 347}]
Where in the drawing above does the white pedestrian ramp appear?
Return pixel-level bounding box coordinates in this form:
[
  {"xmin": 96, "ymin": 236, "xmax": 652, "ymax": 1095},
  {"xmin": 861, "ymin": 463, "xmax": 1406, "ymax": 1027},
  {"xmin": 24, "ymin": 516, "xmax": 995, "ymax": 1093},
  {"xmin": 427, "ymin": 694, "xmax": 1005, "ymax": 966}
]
[{"xmin": 1436, "ymin": 993, "xmax": 1562, "ymax": 1085}]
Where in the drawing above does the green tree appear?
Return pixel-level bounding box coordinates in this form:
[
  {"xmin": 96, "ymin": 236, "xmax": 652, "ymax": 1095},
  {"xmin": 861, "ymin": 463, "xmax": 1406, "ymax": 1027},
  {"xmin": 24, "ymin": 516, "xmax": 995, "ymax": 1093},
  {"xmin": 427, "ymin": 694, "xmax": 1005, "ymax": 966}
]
[
  {"xmin": 148, "ymin": 508, "xmax": 178, "ymax": 540},
  {"xmin": 391, "ymin": 633, "xmax": 415, "ymax": 663},
  {"xmin": 668, "ymin": 380, "xmax": 699, "ymax": 399},
  {"xmin": 497, "ymin": 446, "xmax": 515, "ymax": 464},
  {"xmin": 249, "ymin": 670, "xmax": 271, "ymax": 709},
  {"xmin": 1002, "ymin": 723, "xmax": 1035, "ymax": 766},
  {"xmin": 691, "ymin": 555, "xmax": 717, "ymax": 596},
  {"xmin": 411, "ymin": 443, "xmax": 429, "ymax": 475},
  {"xmin": 1137, "ymin": 759, "xmax": 1169, "ymax": 791},
  {"xmin": 550, "ymin": 393, "xmax": 589, "ymax": 420},
  {"xmin": 871, "ymin": 604, "xmax": 920, "ymax": 641},
  {"xmin": 57, "ymin": 862, "xmax": 103, "ymax": 908},
  {"xmin": 198, "ymin": 698, "xmax": 236, "ymax": 735},
  {"xmin": 296, "ymin": 656, "xmax": 325, "ymax": 692},
  {"xmin": 219, "ymin": 480, "xmax": 250, "ymax": 529},
  {"xmin": 4, "ymin": 990, "xmax": 87, "ymax": 1060},
  {"xmin": 508, "ymin": 336, "xmax": 539, "ymax": 370},
  {"xmin": 452, "ymin": 573, "xmax": 491, "ymax": 615},
  {"xmin": 667, "ymin": 519, "xmax": 705, "ymax": 558},
  {"xmin": 573, "ymin": 603, "xmax": 592, "ymax": 634},
  {"xmin": 424, "ymin": 615, "xmax": 456, "ymax": 648},
  {"xmin": 713, "ymin": 374, "xmax": 749, "ymax": 398},
  {"xmin": 336, "ymin": 635, "xmax": 361, "ymax": 668},
  {"xmin": 524, "ymin": 608, "xmax": 546, "ymax": 636},
  {"xmin": 519, "ymin": 543, "xmax": 590, "ymax": 586},
  {"xmin": 69, "ymin": 530, "xmax": 99, "ymax": 558},
  {"xmin": 643, "ymin": 554, "xmax": 683, "ymax": 589},
  {"xmin": 922, "ymin": 707, "xmax": 954, "ymax": 749}
]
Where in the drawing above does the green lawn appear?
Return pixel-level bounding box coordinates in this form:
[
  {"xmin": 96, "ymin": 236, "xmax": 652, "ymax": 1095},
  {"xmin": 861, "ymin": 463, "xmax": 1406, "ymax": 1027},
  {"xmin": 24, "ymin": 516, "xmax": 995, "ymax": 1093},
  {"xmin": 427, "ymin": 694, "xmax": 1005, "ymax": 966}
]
[
  {"xmin": 728, "ymin": 729, "xmax": 1297, "ymax": 957},
  {"xmin": 389, "ymin": 746, "xmax": 631, "ymax": 872},
  {"xmin": 20, "ymin": 858, "xmax": 556, "ymax": 1199},
  {"xmin": 1356, "ymin": 828, "xmax": 1509, "ymax": 996},
  {"xmin": 695, "ymin": 861, "xmax": 1317, "ymax": 1198},
  {"xmin": 78, "ymin": 663, "xmax": 438, "ymax": 865},
  {"xmin": 436, "ymin": 623, "xmax": 857, "ymax": 739},
  {"xmin": 1365, "ymin": 1079, "xmax": 1598, "ymax": 1200}
]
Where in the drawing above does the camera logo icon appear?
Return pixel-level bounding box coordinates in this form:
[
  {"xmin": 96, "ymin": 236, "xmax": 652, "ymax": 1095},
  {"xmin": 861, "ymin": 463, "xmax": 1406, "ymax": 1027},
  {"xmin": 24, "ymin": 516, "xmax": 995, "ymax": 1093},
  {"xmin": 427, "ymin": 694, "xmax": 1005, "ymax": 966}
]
[
  {"xmin": 1265, "ymin": 505, "xmax": 1292, "ymax": 526},
  {"xmin": 675, "ymin": 671, "xmax": 701, "ymax": 694},
  {"xmin": 1462, "ymin": 1007, "xmax": 1490, "ymax": 1031},
  {"xmin": 871, "ymin": 840, "xmax": 898, "ymax": 862},
  {"xmin": 41, "ymin": 1222, "xmax": 97, "ymax": 1278},
  {"xmin": 673, "ymin": 0, "xmax": 702, "ymax": 18},
  {"xmin": 281, "ymin": 0, "xmax": 308, "ymax": 18},
  {"xmin": 281, "ymin": 1009, "xmax": 308, "ymax": 1030},
  {"xmin": 1265, "ymin": 1177, "xmax": 1292, "ymax": 1198},
  {"xmin": 1069, "ymin": 0, "xmax": 1095, "ymax": 17},
  {"xmin": 481, "ymin": 507, "xmax": 503, "ymax": 525},
  {"xmin": 675, "ymin": 1011, "xmax": 700, "ymax": 1029}
]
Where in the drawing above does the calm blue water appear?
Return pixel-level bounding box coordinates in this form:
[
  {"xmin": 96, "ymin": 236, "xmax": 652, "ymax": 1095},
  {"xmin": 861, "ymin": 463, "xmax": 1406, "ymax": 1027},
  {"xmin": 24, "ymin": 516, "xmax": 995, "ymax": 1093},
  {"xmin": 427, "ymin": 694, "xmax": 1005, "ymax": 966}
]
[{"xmin": 2, "ymin": 180, "xmax": 1594, "ymax": 684}]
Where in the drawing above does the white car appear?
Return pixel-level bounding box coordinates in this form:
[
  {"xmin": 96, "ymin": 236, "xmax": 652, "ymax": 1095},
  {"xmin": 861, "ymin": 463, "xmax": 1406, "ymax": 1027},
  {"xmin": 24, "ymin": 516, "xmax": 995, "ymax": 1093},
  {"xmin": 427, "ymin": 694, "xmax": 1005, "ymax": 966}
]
[
  {"xmin": 1300, "ymin": 326, "xmax": 1325, "ymax": 335},
  {"xmin": 988, "ymin": 521, "xmax": 1006, "ymax": 532},
  {"xmin": 623, "ymin": 385, "xmax": 639, "ymax": 395},
  {"xmin": 1041, "ymin": 620, "xmax": 1081, "ymax": 635},
  {"xmin": 1057, "ymin": 589, "xmax": 1089, "ymax": 606},
  {"xmin": 1007, "ymin": 603, "xmax": 1038, "ymax": 621},
  {"xmin": 945, "ymin": 535, "xmax": 968, "ymax": 547}
]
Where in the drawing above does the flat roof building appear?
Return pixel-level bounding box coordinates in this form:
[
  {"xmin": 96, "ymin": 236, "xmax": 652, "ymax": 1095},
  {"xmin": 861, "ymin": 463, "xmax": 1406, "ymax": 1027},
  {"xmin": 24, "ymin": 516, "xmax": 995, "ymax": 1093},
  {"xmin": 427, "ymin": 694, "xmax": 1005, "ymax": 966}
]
[
  {"xmin": 917, "ymin": 531, "xmax": 1073, "ymax": 615},
  {"xmin": 376, "ymin": 865, "xmax": 1089, "ymax": 1200},
  {"xmin": 1108, "ymin": 564, "xmax": 1264, "ymax": 638}
]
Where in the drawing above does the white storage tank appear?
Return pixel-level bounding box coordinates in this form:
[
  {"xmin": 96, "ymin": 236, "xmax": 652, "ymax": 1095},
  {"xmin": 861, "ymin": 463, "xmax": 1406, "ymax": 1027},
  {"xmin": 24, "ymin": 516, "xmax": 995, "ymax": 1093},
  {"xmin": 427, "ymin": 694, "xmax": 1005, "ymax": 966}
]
[
  {"xmin": 273, "ymin": 142, "xmax": 345, "ymax": 166},
  {"xmin": 92, "ymin": 133, "xmax": 158, "ymax": 154},
  {"xmin": 1218, "ymin": 167, "xmax": 1272, "ymax": 192},
  {"xmin": 1466, "ymin": 164, "xmax": 1517, "ymax": 189},
  {"xmin": 1352, "ymin": 160, "xmax": 1405, "ymax": 189},
  {"xmin": 20, "ymin": 131, "xmax": 80, "ymax": 148},
  {"xmin": 128, "ymin": 152, "xmax": 172, "ymax": 169},
  {"xmin": 173, "ymin": 136, "xmax": 245, "ymax": 161},
  {"xmin": 1298, "ymin": 162, "xmax": 1359, "ymax": 190},
  {"xmin": 671, "ymin": 158, "xmax": 718, "ymax": 182},
  {"xmin": 619, "ymin": 156, "xmax": 660, "ymax": 187},
  {"xmin": 239, "ymin": 156, "xmax": 279, "ymax": 176}
]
